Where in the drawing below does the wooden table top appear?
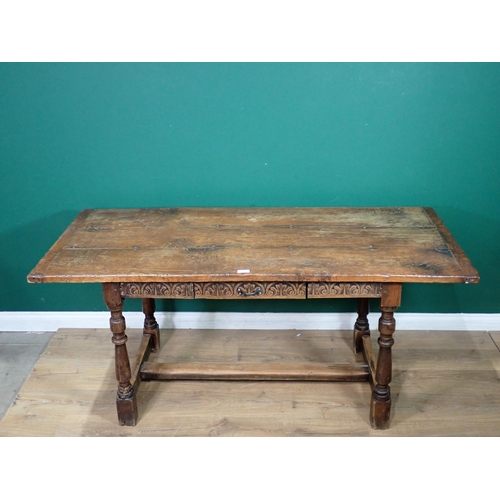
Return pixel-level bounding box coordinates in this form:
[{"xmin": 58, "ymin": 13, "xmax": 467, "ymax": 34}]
[{"xmin": 27, "ymin": 207, "xmax": 479, "ymax": 284}]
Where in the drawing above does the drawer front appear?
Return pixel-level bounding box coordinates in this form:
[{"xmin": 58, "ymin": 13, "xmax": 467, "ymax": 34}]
[
  {"xmin": 120, "ymin": 282, "xmax": 194, "ymax": 298},
  {"xmin": 194, "ymin": 282, "xmax": 306, "ymax": 299},
  {"xmin": 308, "ymin": 282, "xmax": 382, "ymax": 298}
]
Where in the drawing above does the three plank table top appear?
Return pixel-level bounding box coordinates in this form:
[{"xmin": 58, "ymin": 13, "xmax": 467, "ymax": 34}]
[{"xmin": 28, "ymin": 207, "xmax": 479, "ymax": 429}]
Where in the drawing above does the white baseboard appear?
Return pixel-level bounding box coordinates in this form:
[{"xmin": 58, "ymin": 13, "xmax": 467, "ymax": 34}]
[{"xmin": 1, "ymin": 311, "xmax": 499, "ymax": 332}]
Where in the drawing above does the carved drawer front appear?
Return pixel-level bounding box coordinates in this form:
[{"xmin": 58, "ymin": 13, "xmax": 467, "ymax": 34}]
[
  {"xmin": 194, "ymin": 282, "xmax": 306, "ymax": 299},
  {"xmin": 308, "ymin": 282, "xmax": 382, "ymax": 298},
  {"xmin": 120, "ymin": 282, "xmax": 194, "ymax": 298}
]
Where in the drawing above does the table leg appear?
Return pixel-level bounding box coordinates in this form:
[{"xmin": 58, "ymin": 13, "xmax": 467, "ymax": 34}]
[
  {"xmin": 370, "ymin": 307, "xmax": 396, "ymax": 429},
  {"xmin": 142, "ymin": 298, "xmax": 160, "ymax": 352},
  {"xmin": 102, "ymin": 283, "xmax": 138, "ymax": 426},
  {"xmin": 353, "ymin": 298, "xmax": 370, "ymax": 353},
  {"xmin": 369, "ymin": 283, "xmax": 401, "ymax": 430}
]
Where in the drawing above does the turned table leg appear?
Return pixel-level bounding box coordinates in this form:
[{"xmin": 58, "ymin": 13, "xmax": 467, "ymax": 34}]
[
  {"xmin": 370, "ymin": 283, "xmax": 402, "ymax": 430},
  {"xmin": 142, "ymin": 298, "xmax": 160, "ymax": 352},
  {"xmin": 102, "ymin": 283, "xmax": 138, "ymax": 426},
  {"xmin": 353, "ymin": 298, "xmax": 370, "ymax": 353},
  {"xmin": 370, "ymin": 306, "xmax": 396, "ymax": 429}
]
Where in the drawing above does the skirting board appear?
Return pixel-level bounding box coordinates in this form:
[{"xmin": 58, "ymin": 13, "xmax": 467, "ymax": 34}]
[{"xmin": 1, "ymin": 312, "xmax": 500, "ymax": 332}]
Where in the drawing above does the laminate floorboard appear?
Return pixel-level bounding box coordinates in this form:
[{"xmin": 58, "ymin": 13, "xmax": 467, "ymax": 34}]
[{"xmin": 1, "ymin": 328, "xmax": 499, "ymax": 436}]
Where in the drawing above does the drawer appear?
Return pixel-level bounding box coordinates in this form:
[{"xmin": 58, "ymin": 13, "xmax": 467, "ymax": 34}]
[
  {"xmin": 120, "ymin": 282, "xmax": 194, "ymax": 298},
  {"xmin": 308, "ymin": 282, "xmax": 382, "ymax": 298},
  {"xmin": 194, "ymin": 282, "xmax": 306, "ymax": 299}
]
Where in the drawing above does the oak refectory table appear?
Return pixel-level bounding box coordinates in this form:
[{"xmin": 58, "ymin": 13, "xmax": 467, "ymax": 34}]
[{"xmin": 27, "ymin": 207, "xmax": 479, "ymax": 429}]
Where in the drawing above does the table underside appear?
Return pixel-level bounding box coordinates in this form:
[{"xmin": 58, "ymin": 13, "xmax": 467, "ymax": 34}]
[
  {"xmin": 120, "ymin": 279, "xmax": 382, "ymax": 389},
  {"xmin": 117, "ymin": 278, "xmax": 386, "ymax": 389}
]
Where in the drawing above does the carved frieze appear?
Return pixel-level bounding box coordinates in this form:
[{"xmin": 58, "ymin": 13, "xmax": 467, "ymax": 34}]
[
  {"xmin": 120, "ymin": 282, "xmax": 194, "ymax": 298},
  {"xmin": 119, "ymin": 281, "xmax": 381, "ymax": 299},
  {"xmin": 308, "ymin": 282, "xmax": 382, "ymax": 298}
]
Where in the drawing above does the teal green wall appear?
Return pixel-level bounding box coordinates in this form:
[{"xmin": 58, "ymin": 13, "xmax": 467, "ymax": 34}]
[{"xmin": 1, "ymin": 63, "xmax": 499, "ymax": 314}]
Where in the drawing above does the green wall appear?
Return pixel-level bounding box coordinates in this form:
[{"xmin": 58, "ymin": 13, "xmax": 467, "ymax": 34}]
[{"xmin": 1, "ymin": 63, "xmax": 499, "ymax": 314}]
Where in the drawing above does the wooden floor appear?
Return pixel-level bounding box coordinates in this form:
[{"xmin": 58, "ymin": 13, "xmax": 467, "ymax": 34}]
[
  {"xmin": 0, "ymin": 331, "xmax": 53, "ymax": 421},
  {"xmin": 1, "ymin": 328, "xmax": 499, "ymax": 436}
]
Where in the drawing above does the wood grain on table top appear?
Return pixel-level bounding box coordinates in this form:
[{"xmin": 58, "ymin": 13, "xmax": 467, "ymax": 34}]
[{"xmin": 27, "ymin": 207, "xmax": 479, "ymax": 284}]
